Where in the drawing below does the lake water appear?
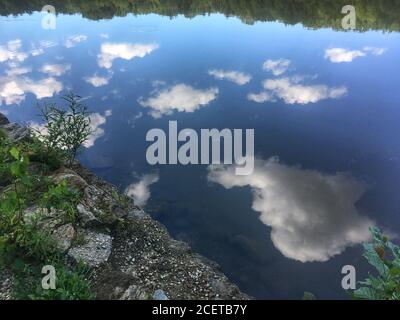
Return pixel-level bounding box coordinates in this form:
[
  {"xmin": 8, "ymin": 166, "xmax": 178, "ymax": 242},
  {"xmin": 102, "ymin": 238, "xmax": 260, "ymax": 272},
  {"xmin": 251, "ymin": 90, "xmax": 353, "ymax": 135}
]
[{"xmin": 1, "ymin": 1, "xmax": 400, "ymax": 299}]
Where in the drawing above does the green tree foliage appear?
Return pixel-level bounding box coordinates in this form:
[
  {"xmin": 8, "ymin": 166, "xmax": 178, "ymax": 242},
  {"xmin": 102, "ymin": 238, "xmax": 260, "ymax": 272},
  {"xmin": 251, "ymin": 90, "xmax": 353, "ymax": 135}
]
[
  {"xmin": 353, "ymin": 227, "xmax": 400, "ymax": 300},
  {"xmin": 0, "ymin": 0, "xmax": 399, "ymax": 32},
  {"xmin": 36, "ymin": 93, "xmax": 92, "ymax": 167}
]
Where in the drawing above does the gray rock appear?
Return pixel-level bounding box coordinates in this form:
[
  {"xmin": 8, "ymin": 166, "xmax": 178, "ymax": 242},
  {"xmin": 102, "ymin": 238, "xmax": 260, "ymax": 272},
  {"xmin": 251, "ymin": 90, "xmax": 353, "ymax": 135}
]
[
  {"xmin": 77, "ymin": 204, "xmax": 101, "ymax": 227},
  {"xmin": 52, "ymin": 223, "xmax": 75, "ymax": 251},
  {"xmin": 110, "ymin": 204, "xmax": 127, "ymax": 218},
  {"xmin": 1, "ymin": 123, "xmax": 30, "ymax": 143},
  {"xmin": 68, "ymin": 230, "xmax": 112, "ymax": 267},
  {"xmin": 23, "ymin": 206, "xmax": 43, "ymax": 224},
  {"xmin": 27, "ymin": 162, "xmax": 46, "ymax": 176},
  {"xmin": 51, "ymin": 169, "xmax": 88, "ymax": 191},
  {"xmin": 0, "ymin": 113, "xmax": 9, "ymax": 126},
  {"xmin": 211, "ymin": 279, "xmax": 238, "ymax": 297},
  {"xmin": 153, "ymin": 289, "xmax": 169, "ymax": 300},
  {"xmin": 84, "ymin": 185, "xmax": 104, "ymax": 202},
  {"xmin": 120, "ymin": 285, "xmax": 149, "ymax": 300},
  {"xmin": 168, "ymin": 239, "xmax": 191, "ymax": 254},
  {"xmin": 127, "ymin": 208, "xmax": 148, "ymax": 220},
  {"xmin": 0, "ymin": 268, "xmax": 13, "ymax": 300},
  {"xmin": 23, "ymin": 206, "xmax": 64, "ymax": 229}
]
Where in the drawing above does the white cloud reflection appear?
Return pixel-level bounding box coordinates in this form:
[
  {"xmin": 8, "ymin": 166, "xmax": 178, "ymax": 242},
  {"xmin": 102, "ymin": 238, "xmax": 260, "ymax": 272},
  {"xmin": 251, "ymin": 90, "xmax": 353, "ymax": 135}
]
[
  {"xmin": 84, "ymin": 110, "xmax": 112, "ymax": 148},
  {"xmin": 262, "ymin": 77, "xmax": 347, "ymax": 104},
  {"xmin": 30, "ymin": 41, "xmax": 58, "ymax": 57},
  {"xmin": 139, "ymin": 84, "xmax": 219, "ymax": 118},
  {"xmin": 65, "ymin": 35, "xmax": 88, "ymax": 48},
  {"xmin": 5, "ymin": 66, "xmax": 32, "ymax": 76},
  {"xmin": 84, "ymin": 73, "xmax": 112, "ymax": 87},
  {"xmin": 248, "ymin": 75, "xmax": 347, "ymax": 105},
  {"xmin": 208, "ymin": 157, "xmax": 374, "ymax": 262},
  {"xmin": 0, "ymin": 75, "xmax": 62, "ymax": 106},
  {"xmin": 324, "ymin": 48, "xmax": 365, "ymax": 63},
  {"xmin": 125, "ymin": 173, "xmax": 159, "ymax": 207},
  {"xmin": 98, "ymin": 42, "xmax": 159, "ymax": 69},
  {"xmin": 40, "ymin": 63, "xmax": 71, "ymax": 76},
  {"xmin": 208, "ymin": 69, "xmax": 252, "ymax": 85},
  {"xmin": 363, "ymin": 47, "xmax": 386, "ymax": 56},
  {"xmin": 0, "ymin": 39, "xmax": 59, "ymax": 66},
  {"xmin": 325, "ymin": 47, "xmax": 385, "ymax": 63},
  {"xmin": 247, "ymin": 91, "xmax": 274, "ymax": 103},
  {"xmin": 0, "ymin": 39, "xmax": 66, "ymax": 106},
  {"xmin": 0, "ymin": 39, "xmax": 28, "ymax": 64},
  {"xmin": 263, "ymin": 59, "xmax": 291, "ymax": 76}
]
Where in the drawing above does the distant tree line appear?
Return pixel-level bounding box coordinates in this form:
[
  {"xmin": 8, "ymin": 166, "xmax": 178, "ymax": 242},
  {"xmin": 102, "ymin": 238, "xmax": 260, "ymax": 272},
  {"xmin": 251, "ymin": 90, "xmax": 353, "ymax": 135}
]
[{"xmin": 0, "ymin": 0, "xmax": 399, "ymax": 32}]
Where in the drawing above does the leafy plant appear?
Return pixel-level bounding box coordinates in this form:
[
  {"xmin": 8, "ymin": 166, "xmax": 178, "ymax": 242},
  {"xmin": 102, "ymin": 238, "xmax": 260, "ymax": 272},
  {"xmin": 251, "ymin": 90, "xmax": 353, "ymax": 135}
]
[
  {"xmin": 12, "ymin": 261, "xmax": 93, "ymax": 300},
  {"xmin": 353, "ymin": 227, "xmax": 400, "ymax": 300},
  {"xmin": 21, "ymin": 138, "xmax": 63, "ymax": 172},
  {"xmin": 0, "ymin": 132, "xmax": 93, "ymax": 300},
  {"xmin": 40, "ymin": 180, "xmax": 81, "ymax": 223},
  {"xmin": 1, "ymin": 146, "xmax": 32, "ymax": 222},
  {"xmin": 36, "ymin": 92, "xmax": 92, "ymax": 167},
  {"xmin": 112, "ymin": 190, "xmax": 132, "ymax": 210},
  {"xmin": 0, "ymin": 129, "xmax": 11, "ymax": 183},
  {"xmin": 302, "ymin": 291, "xmax": 316, "ymax": 300}
]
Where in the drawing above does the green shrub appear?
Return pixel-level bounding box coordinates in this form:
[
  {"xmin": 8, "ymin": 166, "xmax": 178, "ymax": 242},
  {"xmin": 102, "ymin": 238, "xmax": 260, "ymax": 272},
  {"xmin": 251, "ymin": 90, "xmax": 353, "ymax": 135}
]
[
  {"xmin": 35, "ymin": 92, "xmax": 92, "ymax": 167},
  {"xmin": 21, "ymin": 139, "xmax": 63, "ymax": 172},
  {"xmin": 40, "ymin": 180, "xmax": 81, "ymax": 223}
]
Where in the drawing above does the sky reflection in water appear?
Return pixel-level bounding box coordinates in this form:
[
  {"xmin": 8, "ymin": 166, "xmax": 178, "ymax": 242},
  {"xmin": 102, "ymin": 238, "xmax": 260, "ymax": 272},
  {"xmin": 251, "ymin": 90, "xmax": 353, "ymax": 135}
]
[{"xmin": 1, "ymin": 11, "xmax": 400, "ymax": 299}]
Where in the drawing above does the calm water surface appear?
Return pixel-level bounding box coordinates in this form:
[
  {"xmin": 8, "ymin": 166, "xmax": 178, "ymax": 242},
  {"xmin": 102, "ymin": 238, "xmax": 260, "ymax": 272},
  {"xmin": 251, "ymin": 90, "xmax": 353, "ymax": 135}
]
[{"xmin": 1, "ymin": 2, "xmax": 400, "ymax": 299}]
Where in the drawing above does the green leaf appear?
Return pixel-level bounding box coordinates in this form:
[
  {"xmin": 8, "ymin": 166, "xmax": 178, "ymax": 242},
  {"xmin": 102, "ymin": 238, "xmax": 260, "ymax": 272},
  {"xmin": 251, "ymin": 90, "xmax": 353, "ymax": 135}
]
[
  {"xmin": 363, "ymin": 243, "xmax": 390, "ymax": 278},
  {"xmin": 353, "ymin": 286, "xmax": 377, "ymax": 300},
  {"xmin": 389, "ymin": 267, "xmax": 400, "ymax": 277},
  {"xmin": 9, "ymin": 147, "xmax": 20, "ymax": 160},
  {"xmin": 302, "ymin": 292, "xmax": 316, "ymax": 300},
  {"xmin": 10, "ymin": 162, "xmax": 21, "ymax": 176}
]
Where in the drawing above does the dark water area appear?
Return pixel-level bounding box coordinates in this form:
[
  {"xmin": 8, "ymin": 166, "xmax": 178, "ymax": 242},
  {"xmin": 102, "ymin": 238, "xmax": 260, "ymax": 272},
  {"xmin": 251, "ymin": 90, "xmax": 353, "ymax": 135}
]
[{"xmin": 1, "ymin": 1, "xmax": 400, "ymax": 299}]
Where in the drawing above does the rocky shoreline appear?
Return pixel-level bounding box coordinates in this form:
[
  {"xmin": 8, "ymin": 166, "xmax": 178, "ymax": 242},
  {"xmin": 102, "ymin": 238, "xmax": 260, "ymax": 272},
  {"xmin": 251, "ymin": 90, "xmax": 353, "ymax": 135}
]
[{"xmin": 0, "ymin": 113, "xmax": 250, "ymax": 300}]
